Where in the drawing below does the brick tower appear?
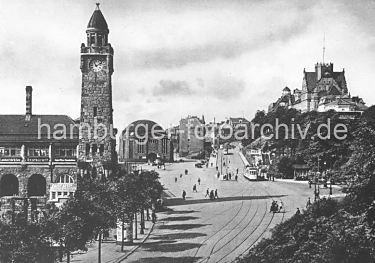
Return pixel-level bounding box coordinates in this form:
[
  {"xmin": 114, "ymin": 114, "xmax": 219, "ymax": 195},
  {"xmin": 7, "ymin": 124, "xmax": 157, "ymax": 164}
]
[{"xmin": 78, "ymin": 3, "xmax": 116, "ymax": 178}]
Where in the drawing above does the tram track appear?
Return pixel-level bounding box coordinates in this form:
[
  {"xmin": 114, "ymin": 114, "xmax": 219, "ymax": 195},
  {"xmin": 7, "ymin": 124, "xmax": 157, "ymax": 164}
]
[
  {"xmin": 230, "ymin": 184, "xmax": 286, "ymax": 263},
  {"xmin": 192, "ymin": 185, "xmax": 263, "ymax": 263},
  {"xmin": 190, "ymin": 188, "xmax": 251, "ymax": 261}
]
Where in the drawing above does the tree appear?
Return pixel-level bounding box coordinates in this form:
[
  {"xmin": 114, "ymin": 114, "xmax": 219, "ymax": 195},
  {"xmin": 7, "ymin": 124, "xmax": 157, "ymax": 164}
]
[
  {"xmin": 0, "ymin": 213, "xmax": 54, "ymax": 263},
  {"xmin": 46, "ymin": 177, "xmax": 116, "ymax": 263}
]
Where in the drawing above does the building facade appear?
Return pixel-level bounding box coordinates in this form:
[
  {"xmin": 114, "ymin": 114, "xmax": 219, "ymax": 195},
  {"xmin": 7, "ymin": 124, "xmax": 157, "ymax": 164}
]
[
  {"xmin": 178, "ymin": 116, "xmax": 205, "ymax": 157},
  {"xmin": 78, "ymin": 4, "xmax": 117, "ymax": 178},
  {"xmin": 119, "ymin": 120, "xmax": 173, "ymax": 163},
  {"xmin": 0, "ymin": 4, "xmax": 119, "ymax": 219},
  {"xmin": 0, "ymin": 87, "xmax": 79, "ymax": 218},
  {"xmin": 269, "ymin": 62, "xmax": 367, "ymax": 114}
]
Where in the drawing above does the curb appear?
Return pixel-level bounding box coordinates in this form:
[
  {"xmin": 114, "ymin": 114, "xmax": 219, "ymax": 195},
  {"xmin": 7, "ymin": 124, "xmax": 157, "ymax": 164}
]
[{"xmin": 114, "ymin": 222, "xmax": 155, "ymax": 263}]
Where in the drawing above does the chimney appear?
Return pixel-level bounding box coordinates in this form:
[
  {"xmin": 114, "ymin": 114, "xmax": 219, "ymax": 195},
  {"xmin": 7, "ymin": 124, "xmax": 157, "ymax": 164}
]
[{"xmin": 25, "ymin": 86, "xmax": 32, "ymax": 121}]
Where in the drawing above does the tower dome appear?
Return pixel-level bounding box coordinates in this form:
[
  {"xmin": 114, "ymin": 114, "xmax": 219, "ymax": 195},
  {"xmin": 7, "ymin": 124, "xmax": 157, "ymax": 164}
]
[
  {"xmin": 86, "ymin": 4, "xmax": 109, "ymax": 47},
  {"xmin": 87, "ymin": 3, "xmax": 109, "ymax": 33},
  {"xmin": 282, "ymin": 86, "xmax": 291, "ymax": 96}
]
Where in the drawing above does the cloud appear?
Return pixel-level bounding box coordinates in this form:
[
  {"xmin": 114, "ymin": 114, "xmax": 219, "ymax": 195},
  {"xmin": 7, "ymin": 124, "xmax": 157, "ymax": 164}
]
[
  {"xmin": 152, "ymin": 80, "xmax": 195, "ymax": 96},
  {"xmin": 120, "ymin": 1, "xmax": 315, "ymax": 70},
  {"xmin": 207, "ymin": 74, "xmax": 245, "ymax": 100}
]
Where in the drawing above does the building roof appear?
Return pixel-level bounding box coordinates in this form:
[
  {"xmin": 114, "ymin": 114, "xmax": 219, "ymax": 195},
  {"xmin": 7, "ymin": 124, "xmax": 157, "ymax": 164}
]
[
  {"xmin": 283, "ymin": 86, "xmax": 291, "ymax": 91},
  {"xmin": 323, "ymin": 97, "xmax": 368, "ymax": 111},
  {"xmin": 0, "ymin": 115, "xmax": 78, "ymax": 142},
  {"xmin": 122, "ymin": 120, "xmax": 165, "ymax": 138},
  {"xmin": 292, "ymin": 164, "xmax": 310, "ymax": 169},
  {"xmin": 304, "ymin": 72, "xmax": 317, "ymax": 92},
  {"xmin": 304, "ymin": 71, "xmax": 346, "ymax": 93},
  {"xmin": 87, "ymin": 4, "xmax": 109, "ymax": 32},
  {"xmin": 229, "ymin": 117, "xmax": 250, "ymax": 124}
]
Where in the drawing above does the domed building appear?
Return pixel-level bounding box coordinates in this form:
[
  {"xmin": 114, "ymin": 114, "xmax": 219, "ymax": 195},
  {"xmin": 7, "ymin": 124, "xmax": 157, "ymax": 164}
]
[{"xmin": 119, "ymin": 120, "xmax": 173, "ymax": 163}]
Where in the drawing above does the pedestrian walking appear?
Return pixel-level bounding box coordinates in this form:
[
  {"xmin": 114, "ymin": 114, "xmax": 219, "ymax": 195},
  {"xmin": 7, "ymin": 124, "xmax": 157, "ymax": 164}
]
[
  {"xmin": 236, "ymin": 168, "xmax": 239, "ymax": 174},
  {"xmin": 180, "ymin": 173, "xmax": 182, "ymax": 178},
  {"xmin": 198, "ymin": 178, "xmax": 201, "ymax": 185},
  {"xmin": 152, "ymin": 211, "xmax": 157, "ymax": 223},
  {"xmin": 306, "ymin": 197, "xmax": 312, "ymax": 208},
  {"xmin": 185, "ymin": 169, "xmax": 188, "ymax": 175},
  {"xmin": 175, "ymin": 177, "xmax": 177, "ymax": 183},
  {"xmin": 229, "ymin": 173, "xmax": 232, "ymax": 180},
  {"xmin": 182, "ymin": 190, "xmax": 186, "ymax": 200},
  {"xmin": 235, "ymin": 175, "xmax": 238, "ymax": 181},
  {"xmin": 217, "ymin": 172, "xmax": 220, "ymax": 179},
  {"xmin": 205, "ymin": 188, "xmax": 209, "ymax": 197},
  {"xmin": 193, "ymin": 184, "xmax": 197, "ymax": 192},
  {"xmin": 215, "ymin": 189, "xmax": 218, "ymax": 199},
  {"xmin": 295, "ymin": 208, "xmax": 301, "ymax": 215},
  {"xmin": 210, "ymin": 190, "xmax": 215, "ymax": 200}
]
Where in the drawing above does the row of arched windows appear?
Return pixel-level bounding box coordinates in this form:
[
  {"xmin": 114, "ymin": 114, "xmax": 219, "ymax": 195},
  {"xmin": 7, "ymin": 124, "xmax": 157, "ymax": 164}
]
[{"xmin": 0, "ymin": 174, "xmax": 74, "ymax": 197}]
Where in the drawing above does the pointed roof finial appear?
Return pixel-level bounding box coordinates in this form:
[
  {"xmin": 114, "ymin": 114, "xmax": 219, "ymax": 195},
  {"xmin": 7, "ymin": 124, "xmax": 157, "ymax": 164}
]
[
  {"xmin": 323, "ymin": 32, "xmax": 326, "ymax": 64},
  {"xmin": 96, "ymin": 3, "xmax": 100, "ymax": 9}
]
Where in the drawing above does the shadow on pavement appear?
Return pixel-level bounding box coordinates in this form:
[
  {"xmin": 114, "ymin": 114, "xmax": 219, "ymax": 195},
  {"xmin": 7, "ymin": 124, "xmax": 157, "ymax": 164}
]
[
  {"xmin": 164, "ymin": 195, "xmax": 287, "ymax": 206},
  {"xmin": 157, "ymin": 223, "xmax": 210, "ymax": 231},
  {"xmin": 164, "ymin": 210, "xmax": 199, "ymax": 214},
  {"xmin": 128, "ymin": 256, "xmax": 201, "ymax": 263},
  {"xmin": 139, "ymin": 240, "xmax": 202, "ymax": 253},
  {"xmin": 150, "ymin": 232, "xmax": 207, "ymax": 240},
  {"xmin": 161, "ymin": 216, "xmax": 199, "ymax": 222}
]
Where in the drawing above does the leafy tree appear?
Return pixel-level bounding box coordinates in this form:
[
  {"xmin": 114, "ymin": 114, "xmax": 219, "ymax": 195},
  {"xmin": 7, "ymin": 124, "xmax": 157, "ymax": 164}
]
[{"xmin": 0, "ymin": 214, "xmax": 54, "ymax": 263}]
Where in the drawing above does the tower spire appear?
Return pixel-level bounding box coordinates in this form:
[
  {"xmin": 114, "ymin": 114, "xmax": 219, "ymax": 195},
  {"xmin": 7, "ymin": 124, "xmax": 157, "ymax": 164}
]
[{"xmin": 323, "ymin": 33, "xmax": 326, "ymax": 64}]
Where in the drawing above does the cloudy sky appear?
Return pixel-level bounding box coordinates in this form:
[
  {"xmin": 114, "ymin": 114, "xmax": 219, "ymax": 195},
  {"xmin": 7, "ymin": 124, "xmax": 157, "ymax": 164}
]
[{"xmin": 1, "ymin": 0, "xmax": 374, "ymax": 130}]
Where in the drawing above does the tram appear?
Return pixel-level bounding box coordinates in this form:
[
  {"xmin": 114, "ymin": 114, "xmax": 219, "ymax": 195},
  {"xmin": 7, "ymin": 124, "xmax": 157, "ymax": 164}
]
[
  {"xmin": 243, "ymin": 166, "xmax": 258, "ymax": 180},
  {"xmin": 243, "ymin": 165, "xmax": 268, "ymax": 181}
]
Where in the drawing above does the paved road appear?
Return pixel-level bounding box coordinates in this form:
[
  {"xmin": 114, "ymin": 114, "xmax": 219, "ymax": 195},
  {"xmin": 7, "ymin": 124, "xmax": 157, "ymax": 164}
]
[{"xmin": 124, "ymin": 148, "xmax": 340, "ymax": 263}]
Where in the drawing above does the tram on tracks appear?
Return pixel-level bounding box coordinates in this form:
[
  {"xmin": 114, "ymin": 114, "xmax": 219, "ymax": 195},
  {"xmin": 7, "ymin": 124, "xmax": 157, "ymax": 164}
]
[{"xmin": 243, "ymin": 165, "xmax": 268, "ymax": 181}]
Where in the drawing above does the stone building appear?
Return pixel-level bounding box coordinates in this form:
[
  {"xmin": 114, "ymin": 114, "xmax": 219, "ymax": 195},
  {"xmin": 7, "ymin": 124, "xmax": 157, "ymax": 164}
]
[
  {"xmin": 218, "ymin": 117, "xmax": 250, "ymax": 142},
  {"xmin": 0, "ymin": 86, "xmax": 79, "ymax": 217},
  {"xmin": 119, "ymin": 120, "xmax": 173, "ymax": 163},
  {"xmin": 269, "ymin": 62, "xmax": 367, "ymax": 114},
  {"xmin": 179, "ymin": 116, "xmax": 205, "ymax": 157},
  {"xmin": 0, "ymin": 4, "xmax": 119, "ymax": 218},
  {"xmin": 78, "ymin": 4, "xmax": 117, "ymax": 178}
]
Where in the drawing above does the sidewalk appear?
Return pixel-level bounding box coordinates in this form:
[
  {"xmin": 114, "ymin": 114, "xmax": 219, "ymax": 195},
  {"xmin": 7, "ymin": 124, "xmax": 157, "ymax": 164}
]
[
  {"xmin": 275, "ymin": 178, "xmax": 342, "ymax": 189},
  {"xmin": 63, "ymin": 220, "xmax": 154, "ymax": 263}
]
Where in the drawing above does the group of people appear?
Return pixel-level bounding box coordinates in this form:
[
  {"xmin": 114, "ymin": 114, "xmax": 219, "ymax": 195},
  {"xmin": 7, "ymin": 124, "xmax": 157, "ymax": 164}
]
[
  {"xmin": 205, "ymin": 188, "xmax": 218, "ymax": 200},
  {"xmin": 270, "ymin": 200, "xmax": 284, "ymax": 213},
  {"xmin": 175, "ymin": 169, "xmax": 191, "ymax": 183}
]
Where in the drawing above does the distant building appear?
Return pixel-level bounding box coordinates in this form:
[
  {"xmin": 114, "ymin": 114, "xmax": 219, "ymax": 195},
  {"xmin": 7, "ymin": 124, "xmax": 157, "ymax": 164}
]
[
  {"xmin": 292, "ymin": 164, "xmax": 310, "ymax": 180},
  {"xmin": 0, "ymin": 87, "xmax": 79, "ymax": 218},
  {"xmin": 166, "ymin": 125, "xmax": 180, "ymax": 154},
  {"xmin": 179, "ymin": 115, "xmax": 205, "ymax": 157},
  {"xmin": 269, "ymin": 62, "xmax": 367, "ymax": 115},
  {"xmin": 119, "ymin": 120, "xmax": 173, "ymax": 163},
  {"xmin": 219, "ymin": 117, "xmax": 250, "ymax": 142}
]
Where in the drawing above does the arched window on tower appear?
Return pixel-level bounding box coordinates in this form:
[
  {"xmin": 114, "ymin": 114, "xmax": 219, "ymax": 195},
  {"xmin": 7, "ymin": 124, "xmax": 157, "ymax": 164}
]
[{"xmin": 97, "ymin": 33, "xmax": 103, "ymax": 46}]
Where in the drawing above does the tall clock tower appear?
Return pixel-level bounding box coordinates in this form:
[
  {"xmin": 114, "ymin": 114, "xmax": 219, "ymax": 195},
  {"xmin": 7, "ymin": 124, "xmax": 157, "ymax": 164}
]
[{"xmin": 78, "ymin": 4, "xmax": 116, "ymax": 178}]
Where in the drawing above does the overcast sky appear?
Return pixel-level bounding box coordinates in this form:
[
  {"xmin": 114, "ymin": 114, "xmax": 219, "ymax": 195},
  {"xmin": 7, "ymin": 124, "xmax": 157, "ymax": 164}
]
[{"xmin": 0, "ymin": 0, "xmax": 374, "ymax": 130}]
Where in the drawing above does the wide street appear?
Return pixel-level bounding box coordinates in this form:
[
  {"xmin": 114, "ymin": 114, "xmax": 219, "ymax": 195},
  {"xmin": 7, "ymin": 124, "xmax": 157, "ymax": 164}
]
[{"xmin": 124, "ymin": 147, "xmax": 341, "ymax": 263}]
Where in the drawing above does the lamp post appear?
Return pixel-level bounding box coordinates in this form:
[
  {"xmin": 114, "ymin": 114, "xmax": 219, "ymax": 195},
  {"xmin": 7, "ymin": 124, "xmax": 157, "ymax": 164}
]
[{"xmin": 329, "ymin": 175, "xmax": 333, "ymax": 196}]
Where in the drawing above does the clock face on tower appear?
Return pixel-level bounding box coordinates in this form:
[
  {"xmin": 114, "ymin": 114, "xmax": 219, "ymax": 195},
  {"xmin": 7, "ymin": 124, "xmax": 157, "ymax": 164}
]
[{"xmin": 90, "ymin": 59, "xmax": 104, "ymax": 72}]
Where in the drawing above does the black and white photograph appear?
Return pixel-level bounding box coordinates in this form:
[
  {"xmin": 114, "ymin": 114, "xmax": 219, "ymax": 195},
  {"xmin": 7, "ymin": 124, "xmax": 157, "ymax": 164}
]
[{"xmin": 0, "ymin": 0, "xmax": 375, "ymax": 262}]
